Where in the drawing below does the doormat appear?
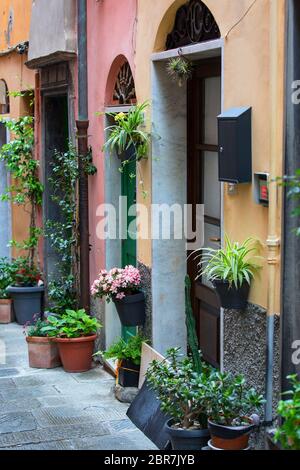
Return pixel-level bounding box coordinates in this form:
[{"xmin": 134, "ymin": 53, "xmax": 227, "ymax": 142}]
[{"xmin": 126, "ymin": 380, "xmax": 171, "ymax": 450}]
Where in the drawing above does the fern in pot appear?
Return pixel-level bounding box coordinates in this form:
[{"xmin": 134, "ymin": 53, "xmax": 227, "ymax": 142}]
[{"xmin": 197, "ymin": 236, "xmax": 262, "ymax": 310}]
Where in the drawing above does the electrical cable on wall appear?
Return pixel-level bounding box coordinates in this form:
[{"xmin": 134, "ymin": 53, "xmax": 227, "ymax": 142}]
[{"xmin": 225, "ymin": 0, "xmax": 258, "ymax": 39}]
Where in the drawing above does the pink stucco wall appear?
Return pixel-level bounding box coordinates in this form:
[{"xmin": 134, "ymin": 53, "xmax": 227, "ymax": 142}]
[{"xmin": 87, "ymin": 0, "xmax": 137, "ymax": 283}]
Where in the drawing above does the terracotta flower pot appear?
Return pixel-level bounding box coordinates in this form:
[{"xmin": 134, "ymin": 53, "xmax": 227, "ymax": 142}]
[
  {"xmin": 208, "ymin": 419, "xmax": 256, "ymax": 450},
  {"xmin": 54, "ymin": 335, "xmax": 97, "ymax": 373},
  {"xmin": 26, "ymin": 336, "xmax": 61, "ymax": 369},
  {"xmin": 0, "ymin": 299, "xmax": 13, "ymax": 324}
]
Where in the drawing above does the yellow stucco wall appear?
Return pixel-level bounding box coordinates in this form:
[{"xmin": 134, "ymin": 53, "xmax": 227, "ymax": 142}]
[
  {"xmin": 0, "ymin": 0, "xmax": 35, "ymax": 257},
  {"xmin": 136, "ymin": 0, "xmax": 285, "ymax": 311}
]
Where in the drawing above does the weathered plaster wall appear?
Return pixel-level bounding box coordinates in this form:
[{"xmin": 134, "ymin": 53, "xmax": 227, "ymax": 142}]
[
  {"xmin": 27, "ymin": 0, "xmax": 76, "ymax": 64},
  {"xmin": 87, "ymin": 0, "xmax": 137, "ymax": 284},
  {"xmin": 0, "ymin": 0, "xmax": 35, "ymax": 258},
  {"xmin": 136, "ymin": 0, "xmax": 285, "ymax": 312},
  {"xmin": 87, "ymin": 0, "xmax": 137, "ymax": 346}
]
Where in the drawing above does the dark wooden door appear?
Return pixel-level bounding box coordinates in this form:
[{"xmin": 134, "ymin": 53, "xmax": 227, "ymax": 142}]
[{"xmin": 187, "ymin": 59, "xmax": 222, "ymax": 368}]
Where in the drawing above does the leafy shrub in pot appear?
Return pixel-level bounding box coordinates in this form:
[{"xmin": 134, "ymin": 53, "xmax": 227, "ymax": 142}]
[
  {"xmin": 146, "ymin": 348, "xmax": 215, "ymax": 450},
  {"xmin": 205, "ymin": 372, "xmax": 264, "ymax": 450},
  {"xmin": 197, "ymin": 236, "xmax": 262, "ymax": 309},
  {"xmin": 24, "ymin": 315, "xmax": 61, "ymax": 369},
  {"xmin": 274, "ymin": 375, "xmax": 300, "ymax": 450},
  {"xmin": 41, "ymin": 309, "xmax": 102, "ymax": 373},
  {"xmin": 91, "ymin": 266, "xmax": 145, "ymax": 326},
  {"xmin": 97, "ymin": 334, "xmax": 146, "ymax": 388}
]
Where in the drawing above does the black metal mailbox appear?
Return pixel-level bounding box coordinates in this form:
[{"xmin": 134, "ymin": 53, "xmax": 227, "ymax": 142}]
[{"xmin": 217, "ymin": 107, "xmax": 252, "ymax": 183}]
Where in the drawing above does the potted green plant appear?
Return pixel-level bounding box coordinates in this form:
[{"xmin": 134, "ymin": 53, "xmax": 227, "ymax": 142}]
[
  {"xmin": 146, "ymin": 348, "xmax": 215, "ymax": 451},
  {"xmin": 98, "ymin": 334, "xmax": 146, "ymax": 388},
  {"xmin": 24, "ymin": 315, "xmax": 61, "ymax": 369},
  {"xmin": 41, "ymin": 309, "xmax": 102, "ymax": 373},
  {"xmin": 0, "ymin": 115, "xmax": 44, "ymax": 325},
  {"xmin": 205, "ymin": 372, "xmax": 264, "ymax": 450},
  {"xmin": 103, "ymin": 102, "xmax": 150, "ymax": 163},
  {"xmin": 91, "ymin": 266, "xmax": 145, "ymax": 327},
  {"xmin": 273, "ymin": 374, "xmax": 300, "ymax": 450},
  {"xmin": 197, "ymin": 236, "xmax": 262, "ymax": 309},
  {"xmin": 166, "ymin": 56, "xmax": 193, "ymax": 87},
  {"xmin": 0, "ymin": 257, "xmax": 15, "ymax": 323}
]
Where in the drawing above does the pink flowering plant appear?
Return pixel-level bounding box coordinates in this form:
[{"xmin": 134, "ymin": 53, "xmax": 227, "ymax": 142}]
[{"xmin": 91, "ymin": 265, "xmax": 142, "ymax": 302}]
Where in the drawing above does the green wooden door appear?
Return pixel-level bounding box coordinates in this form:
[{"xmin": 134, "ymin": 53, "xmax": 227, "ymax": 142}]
[{"xmin": 121, "ymin": 161, "xmax": 137, "ymax": 341}]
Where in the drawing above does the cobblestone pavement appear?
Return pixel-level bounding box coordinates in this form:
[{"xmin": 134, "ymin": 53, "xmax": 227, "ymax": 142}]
[{"xmin": 0, "ymin": 323, "xmax": 156, "ymax": 450}]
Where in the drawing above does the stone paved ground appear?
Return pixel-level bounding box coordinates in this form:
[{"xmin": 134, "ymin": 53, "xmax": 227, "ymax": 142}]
[{"xmin": 0, "ymin": 323, "xmax": 156, "ymax": 450}]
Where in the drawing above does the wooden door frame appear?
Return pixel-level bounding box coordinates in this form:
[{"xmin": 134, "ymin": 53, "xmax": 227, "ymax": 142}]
[{"xmin": 187, "ymin": 58, "xmax": 222, "ymax": 365}]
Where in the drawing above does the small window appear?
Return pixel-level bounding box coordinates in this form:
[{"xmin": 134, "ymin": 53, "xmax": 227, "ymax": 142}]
[{"xmin": 0, "ymin": 80, "xmax": 9, "ymax": 114}]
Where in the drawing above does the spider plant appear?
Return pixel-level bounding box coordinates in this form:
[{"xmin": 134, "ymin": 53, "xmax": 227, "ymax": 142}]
[
  {"xmin": 103, "ymin": 101, "xmax": 150, "ymax": 161},
  {"xmin": 197, "ymin": 236, "xmax": 262, "ymax": 289}
]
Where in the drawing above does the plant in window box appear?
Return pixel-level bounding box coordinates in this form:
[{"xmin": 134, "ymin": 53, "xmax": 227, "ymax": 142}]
[
  {"xmin": 197, "ymin": 235, "xmax": 262, "ymax": 310},
  {"xmin": 96, "ymin": 334, "xmax": 146, "ymax": 388},
  {"xmin": 0, "ymin": 115, "xmax": 44, "ymax": 325},
  {"xmin": 91, "ymin": 265, "xmax": 145, "ymax": 327},
  {"xmin": 0, "ymin": 257, "xmax": 16, "ymax": 323},
  {"xmin": 205, "ymin": 372, "xmax": 263, "ymax": 450},
  {"xmin": 41, "ymin": 309, "xmax": 102, "ymax": 373},
  {"xmin": 24, "ymin": 315, "xmax": 61, "ymax": 369},
  {"xmin": 146, "ymin": 348, "xmax": 215, "ymax": 451}
]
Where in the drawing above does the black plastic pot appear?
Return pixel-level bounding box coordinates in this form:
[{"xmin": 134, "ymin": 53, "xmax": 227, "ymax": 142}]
[
  {"xmin": 6, "ymin": 286, "xmax": 44, "ymax": 326},
  {"xmin": 118, "ymin": 359, "xmax": 140, "ymax": 388},
  {"xmin": 165, "ymin": 420, "xmax": 210, "ymax": 451},
  {"xmin": 113, "ymin": 292, "xmax": 146, "ymax": 326},
  {"xmin": 266, "ymin": 430, "xmax": 282, "ymax": 450},
  {"xmin": 208, "ymin": 419, "xmax": 256, "ymax": 450},
  {"xmin": 212, "ymin": 280, "xmax": 250, "ymax": 310}
]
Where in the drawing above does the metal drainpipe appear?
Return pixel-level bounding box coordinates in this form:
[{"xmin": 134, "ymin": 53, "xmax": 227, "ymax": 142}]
[
  {"xmin": 264, "ymin": 0, "xmax": 284, "ymax": 425},
  {"xmin": 76, "ymin": 0, "xmax": 90, "ymax": 313}
]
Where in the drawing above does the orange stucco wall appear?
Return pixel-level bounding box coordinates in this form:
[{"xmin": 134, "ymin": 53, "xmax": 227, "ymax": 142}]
[
  {"xmin": 0, "ymin": 0, "xmax": 35, "ymax": 257},
  {"xmin": 135, "ymin": 0, "xmax": 285, "ymax": 311}
]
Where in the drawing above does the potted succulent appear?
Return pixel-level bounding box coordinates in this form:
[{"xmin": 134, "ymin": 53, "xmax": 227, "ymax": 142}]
[
  {"xmin": 103, "ymin": 102, "xmax": 150, "ymax": 164},
  {"xmin": 24, "ymin": 315, "xmax": 61, "ymax": 369},
  {"xmin": 41, "ymin": 309, "xmax": 102, "ymax": 373},
  {"xmin": 7, "ymin": 257, "xmax": 44, "ymax": 325},
  {"xmin": 91, "ymin": 265, "xmax": 145, "ymax": 327},
  {"xmin": 0, "ymin": 257, "xmax": 15, "ymax": 323},
  {"xmin": 197, "ymin": 236, "xmax": 262, "ymax": 309},
  {"xmin": 273, "ymin": 374, "xmax": 300, "ymax": 450},
  {"xmin": 205, "ymin": 372, "xmax": 264, "ymax": 450},
  {"xmin": 98, "ymin": 334, "xmax": 146, "ymax": 388},
  {"xmin": 146, "ymin": 348, "xmax": 215, "ymax": 451}
]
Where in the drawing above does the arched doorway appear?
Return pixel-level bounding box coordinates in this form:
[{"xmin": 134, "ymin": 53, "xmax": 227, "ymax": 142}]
[
  {"xmin": 151, "ymin": 0, "xmax": 222, "ymax": 364},
  {"xmin": 104, "ymin": 58, "xmax": 138, "ymax": 344}
]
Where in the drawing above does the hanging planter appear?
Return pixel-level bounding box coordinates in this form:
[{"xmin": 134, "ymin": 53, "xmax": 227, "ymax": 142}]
[
  {"xmin": 113, "ymin": 292, "xmax": 145, "ymax": 327},
  {"xmin": 196, "ymin": 235, "xmax": 262, "ymax": 310},
  {"xmin": 166, "ymin": 55, "xmax": 193, "ymax": 87},
  {"xmin": 91, "ymin": 265, "xmax": 146, "ymax": 327},
  {"xmin": 212, "ymin": 280, "xmax": 250, "ymax": 310}
]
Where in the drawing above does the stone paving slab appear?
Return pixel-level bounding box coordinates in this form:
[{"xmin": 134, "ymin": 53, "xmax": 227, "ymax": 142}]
[
  {"xmin": 0, "ymin": 412, "xmax": 37, "ymax": 434},
  {"xmin": 0, "ymin": 398, "xmax": 41, "ymax": 414},
  {"xmin": 0, "ymin": 323, "xmax": 157, "ymax": 450},
  {"xmin": 0, "ymin": 422, "xmax": 111, "ymax": 448}
]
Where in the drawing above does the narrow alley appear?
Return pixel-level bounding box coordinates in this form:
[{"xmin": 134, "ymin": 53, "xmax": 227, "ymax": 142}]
[{"xmin": 0, "ymin": 324, "xmax": 155, "ymax": 450}]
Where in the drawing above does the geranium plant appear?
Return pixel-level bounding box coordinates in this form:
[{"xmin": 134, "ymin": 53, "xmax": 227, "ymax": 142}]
[
  {"xmin": 91, "ymin": 265, "xmax": 142, "ymax": 302},
  {"xmin": 12, "ymin": 257, "xmax": 42, "ymax": 287}
]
